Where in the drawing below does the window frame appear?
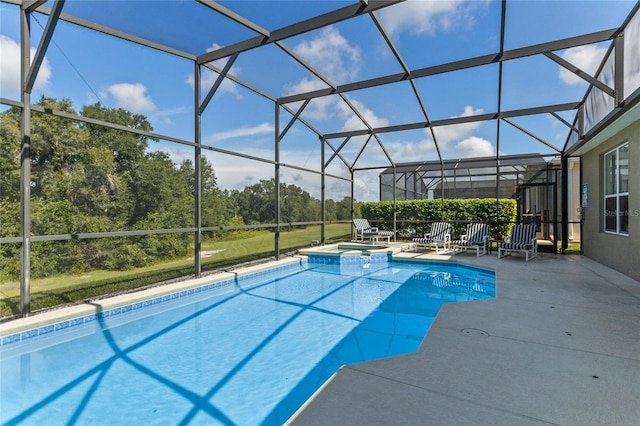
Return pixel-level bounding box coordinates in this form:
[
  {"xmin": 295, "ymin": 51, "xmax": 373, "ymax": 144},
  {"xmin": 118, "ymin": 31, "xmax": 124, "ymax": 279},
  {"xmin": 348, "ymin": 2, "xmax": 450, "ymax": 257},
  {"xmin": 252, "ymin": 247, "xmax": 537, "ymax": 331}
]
[{"xmin": 603, "ymin": 142, "xmax": 629, "ymax": 236}]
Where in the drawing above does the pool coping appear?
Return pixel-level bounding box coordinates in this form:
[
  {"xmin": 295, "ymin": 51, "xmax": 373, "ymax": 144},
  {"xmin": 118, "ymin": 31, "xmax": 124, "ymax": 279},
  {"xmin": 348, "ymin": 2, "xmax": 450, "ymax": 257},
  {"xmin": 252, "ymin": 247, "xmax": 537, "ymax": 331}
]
[
  {"xmin": 0, "ymin": 256, "xmax": 304, "ymax": 339},
  {"xmin": 298, "ymin": 242, "xmax": 395, "ymax": 257}
]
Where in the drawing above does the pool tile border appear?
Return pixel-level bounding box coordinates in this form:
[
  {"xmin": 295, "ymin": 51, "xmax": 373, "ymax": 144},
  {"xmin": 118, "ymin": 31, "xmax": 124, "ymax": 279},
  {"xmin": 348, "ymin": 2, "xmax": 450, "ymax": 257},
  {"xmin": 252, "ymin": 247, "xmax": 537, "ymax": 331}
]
[
  {"xmin": 308, "ymin": 252, "xmax": 392, "ymax": 265},
  {"xmin": 0, "ymin": 260, "xmax": 303, "ymax": 347}
]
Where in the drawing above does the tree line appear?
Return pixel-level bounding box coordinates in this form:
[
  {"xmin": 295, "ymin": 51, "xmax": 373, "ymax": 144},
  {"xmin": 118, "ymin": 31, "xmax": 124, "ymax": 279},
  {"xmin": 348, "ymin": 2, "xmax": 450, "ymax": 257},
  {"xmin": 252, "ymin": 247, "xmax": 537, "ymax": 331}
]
[{"xmin": 0, "ymin": 97, "xmax": 355, "ymax": 280}]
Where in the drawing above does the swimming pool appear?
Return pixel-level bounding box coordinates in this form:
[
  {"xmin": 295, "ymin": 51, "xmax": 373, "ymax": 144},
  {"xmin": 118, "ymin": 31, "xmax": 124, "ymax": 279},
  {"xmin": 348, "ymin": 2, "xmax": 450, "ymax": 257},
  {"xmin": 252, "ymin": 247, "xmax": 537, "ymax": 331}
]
[{"xmin": 0, "ymin": 259, "xmax": 494, "ymax": 425}]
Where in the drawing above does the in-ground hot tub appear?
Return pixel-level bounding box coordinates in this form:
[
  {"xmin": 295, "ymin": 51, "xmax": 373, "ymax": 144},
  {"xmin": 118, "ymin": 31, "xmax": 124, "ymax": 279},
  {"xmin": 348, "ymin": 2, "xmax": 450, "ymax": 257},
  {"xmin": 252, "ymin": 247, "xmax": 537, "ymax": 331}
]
[{"xmin": 299, "ymin": 243, "xmax": 394, "ymax": 267}]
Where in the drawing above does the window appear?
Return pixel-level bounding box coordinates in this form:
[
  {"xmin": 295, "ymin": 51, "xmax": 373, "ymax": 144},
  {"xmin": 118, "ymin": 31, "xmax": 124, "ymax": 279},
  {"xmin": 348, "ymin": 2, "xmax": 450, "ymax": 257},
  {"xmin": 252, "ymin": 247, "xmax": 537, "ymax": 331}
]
[{"xmin": 604, "ymin": 142, "xmax": 629, "ymax": 235}]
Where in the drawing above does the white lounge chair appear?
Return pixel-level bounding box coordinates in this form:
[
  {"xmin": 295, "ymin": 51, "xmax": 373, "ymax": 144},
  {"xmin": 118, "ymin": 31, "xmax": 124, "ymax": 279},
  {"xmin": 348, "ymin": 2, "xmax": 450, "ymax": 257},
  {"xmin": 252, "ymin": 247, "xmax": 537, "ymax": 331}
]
[
  {"xmin": 498, "ymin": 223, "xmax": 537, "ymax": 261},
  {"xmin": 451, "ymin": 223, "xmax": 490, "ymax": 256},
  {"xmin": 412, "ymin": 222, "xmax": 452, "ymax": 253},
  {"xmin": 352, "ymin": 218, "xmax": 394, "ymax": 244}
]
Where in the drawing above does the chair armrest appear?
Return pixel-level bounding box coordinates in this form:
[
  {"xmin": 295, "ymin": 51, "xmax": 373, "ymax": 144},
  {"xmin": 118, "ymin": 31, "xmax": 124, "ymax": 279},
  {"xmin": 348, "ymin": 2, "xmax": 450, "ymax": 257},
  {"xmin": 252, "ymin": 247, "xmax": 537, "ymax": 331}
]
[{"xmin": 461, "ymin": 235, "xmax": 468, "ymax": 241}]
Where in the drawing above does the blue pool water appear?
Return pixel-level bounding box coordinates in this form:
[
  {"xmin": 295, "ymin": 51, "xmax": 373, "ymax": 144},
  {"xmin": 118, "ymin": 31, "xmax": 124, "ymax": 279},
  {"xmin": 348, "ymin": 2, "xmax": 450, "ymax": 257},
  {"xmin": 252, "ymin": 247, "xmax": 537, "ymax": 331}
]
[{"xmin": 0, "ymin": 259, "xmax": 494, "ymax": 425}]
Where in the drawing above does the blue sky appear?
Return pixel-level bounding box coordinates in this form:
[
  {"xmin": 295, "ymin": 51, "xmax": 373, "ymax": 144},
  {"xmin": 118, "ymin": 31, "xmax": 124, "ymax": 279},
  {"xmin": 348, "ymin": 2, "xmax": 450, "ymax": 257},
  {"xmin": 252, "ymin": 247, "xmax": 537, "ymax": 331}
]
[{"xmin": 1, "ymin": 0, "xmax": 638, "ymax": 201}]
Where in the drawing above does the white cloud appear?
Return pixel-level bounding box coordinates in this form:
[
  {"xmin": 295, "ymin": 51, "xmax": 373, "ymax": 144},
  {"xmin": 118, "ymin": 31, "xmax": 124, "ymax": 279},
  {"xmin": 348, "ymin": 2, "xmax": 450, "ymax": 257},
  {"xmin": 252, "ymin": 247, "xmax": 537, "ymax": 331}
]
[
  {"xmin": 185, "ymin": 43, "xmax": 242, "ymax": 97},
  {"xmin": 353, "ymin": 170, "xmax": 380, "ymax": 202},
  {"xmin": 159, "ymin": 132, "xmax": 381, "ymax": 201},
  {"xmin": 432, "ymin": 105, "xmax": 485, "ymax": 146},
  {"xmin": 161, "ymin": 144, "xmax": 194, "ymax": 166},
  {"xmin": 207, "ymin": 122, "xmax": 274, "ymax": 143},
  {"xmin": 378, "ymin": 0, "xmax": 486, "ymax": 37},
  {"xmin": 394, "ymin": 138, "xmax": 438, "ymax": 158},
  {"xmin": 454, "ymin": 136, "xmax": 494, "ymax": 158},
  {"xmin": 293, "ymin": 26, "xmax": 361, "ymax": 85},
  {"xmin": 158, "ymin": 144, "xmax": 273, "ymax": 190},
  {"xmin": 106, "ymin": 82, "xmax": 156, "ymax": 113},
  {"xmin": 284, "ymin": 78, "xmax": 334, "ymax": 120},
  {"xmin": 283, "ymin": 27, "xmax": 381, "ymax": 133},
  {"xmin": 390, "ymin": 105, "xmax": 485, "ymax": 158},
  {"xmin": 283, "ymin": 26, "xmax": 360, "ymax": 120},
  {"xmin": 153, "ymin": 106, "xmax": 191, "ymax": 127},
  {"xmin": 338, "ymin": 98, "xmax": 389, "ymax": 132},
  {"xmin": 284, "ymin": 77, "xmax": 327, "ymax": 97},
  {"xmin": 559, "ymin": 45, "xmax": 607, "ymax": 85},
  {"xmin": 0, "ymin": 35, "xmax": 52, "ymax": 98}
]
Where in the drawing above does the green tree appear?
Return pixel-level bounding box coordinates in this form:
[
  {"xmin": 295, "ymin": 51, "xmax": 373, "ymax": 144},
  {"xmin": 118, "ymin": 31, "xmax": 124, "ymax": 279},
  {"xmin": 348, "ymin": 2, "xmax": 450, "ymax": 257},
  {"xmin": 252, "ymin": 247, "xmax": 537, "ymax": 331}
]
[
  {"xmin": 336, "ymin": 196, "xmax": 356, "ymax": 220},
  {"xmin": 235, "ymin": 179, "xmax": 277, "ymax": 224},
  {"xmin": 324, "ymin": 199, "xmax": 337, "ymax": 221},
  {"xmin": 29, "ymin": 97, "xmax": 89, "ymax": 201},
  {"xmin": 128, "ymin": 151, "xmax": 192, "ymax": 227},
  {"xmin": 81, "ymin": 102, "xmax": 153, "ymax": 173},
  {"xmin": 0, "ymin": 106, "xmax": 21, "ymax": 203},
  {"xmin": 179, "ymin": 157, "xmax": 233, "ymax": 229}
]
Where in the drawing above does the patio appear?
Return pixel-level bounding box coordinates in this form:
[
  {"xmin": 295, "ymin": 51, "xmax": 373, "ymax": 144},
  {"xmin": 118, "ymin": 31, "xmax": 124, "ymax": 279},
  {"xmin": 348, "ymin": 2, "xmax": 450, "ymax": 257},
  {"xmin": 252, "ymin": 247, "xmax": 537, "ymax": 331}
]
[{"xmin": 290, "ymin": 250, "xmax": 640, "ymax": 425}]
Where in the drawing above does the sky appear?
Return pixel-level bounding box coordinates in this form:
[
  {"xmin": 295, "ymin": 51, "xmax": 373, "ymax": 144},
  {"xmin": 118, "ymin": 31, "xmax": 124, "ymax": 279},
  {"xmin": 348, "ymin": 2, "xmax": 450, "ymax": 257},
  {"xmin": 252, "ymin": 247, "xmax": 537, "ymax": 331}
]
[{"xmin": 1, "ymin": 0, "xmax": 638, "ymax": 201}]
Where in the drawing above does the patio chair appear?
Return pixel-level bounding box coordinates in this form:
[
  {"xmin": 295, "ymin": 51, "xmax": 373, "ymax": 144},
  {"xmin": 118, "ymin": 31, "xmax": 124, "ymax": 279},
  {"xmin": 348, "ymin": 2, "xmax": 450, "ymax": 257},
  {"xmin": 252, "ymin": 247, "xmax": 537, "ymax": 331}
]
[
  {"xmin": 352, "ymin": 218, "xmax": 394, "ymax": 244},
  {"xmin": 451, "ymin": 223, "xmax": 490, "ymax": 256},
  {"xmin": 498, "ymin": 223, "xmax": 538, "ymax": 261},
  {"xmin": 412, "ymin": 222, "xmax": 452, "ymax": 253}
]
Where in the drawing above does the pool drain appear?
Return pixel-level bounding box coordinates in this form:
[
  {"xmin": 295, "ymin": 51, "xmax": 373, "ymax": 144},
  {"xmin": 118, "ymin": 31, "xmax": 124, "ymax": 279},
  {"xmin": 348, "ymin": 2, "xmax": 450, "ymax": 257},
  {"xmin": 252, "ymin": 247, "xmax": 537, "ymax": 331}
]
[{"xmin": 461, "ymin": 328, "xmax": 490, "ymax": 338}]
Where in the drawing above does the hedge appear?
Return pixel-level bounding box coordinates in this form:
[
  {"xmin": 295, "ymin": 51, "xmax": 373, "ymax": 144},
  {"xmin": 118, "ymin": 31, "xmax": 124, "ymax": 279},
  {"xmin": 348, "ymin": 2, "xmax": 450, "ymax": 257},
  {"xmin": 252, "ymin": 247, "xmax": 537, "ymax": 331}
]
[{"xmin": 360, "ymin": 198, "xmax": 517, "ymax": 240}]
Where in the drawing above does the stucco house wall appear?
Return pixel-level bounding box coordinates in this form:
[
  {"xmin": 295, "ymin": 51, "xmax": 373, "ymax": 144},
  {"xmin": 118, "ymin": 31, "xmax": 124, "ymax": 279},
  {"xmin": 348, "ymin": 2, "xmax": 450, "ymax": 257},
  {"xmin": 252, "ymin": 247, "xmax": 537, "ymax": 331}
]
[{"xmin": 581, "ymin": 119, "xmax": 640, "ymax": 281}]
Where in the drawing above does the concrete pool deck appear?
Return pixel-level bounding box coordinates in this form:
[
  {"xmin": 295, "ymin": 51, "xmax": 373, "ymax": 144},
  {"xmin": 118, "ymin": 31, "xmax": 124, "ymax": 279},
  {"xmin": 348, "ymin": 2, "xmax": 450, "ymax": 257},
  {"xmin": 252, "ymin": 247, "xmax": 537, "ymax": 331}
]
[{"xmin": 291, "ymin": 247, "xmax": 640, "ymax": 425}]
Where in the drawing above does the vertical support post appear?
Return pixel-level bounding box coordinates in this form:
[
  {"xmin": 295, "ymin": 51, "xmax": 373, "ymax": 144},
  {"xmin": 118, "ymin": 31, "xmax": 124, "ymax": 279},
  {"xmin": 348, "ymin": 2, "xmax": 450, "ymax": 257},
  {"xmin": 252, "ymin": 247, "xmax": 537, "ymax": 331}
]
[
  {"xmin": 614, "ymin": 32, "xmax": 625, "ymax": 107},
  {"xmin": 20, "ymin": 5, "xmax": 32, "ymax": 316},
  {"xmin": 453, "ymin": 167, "xmax": 457, "ymax": 199},
  {"xmin": 495, "ymin": 111, "xmax": 502, "ymax": 233},
  {"xmin": 553, "ymin": 175, "xmax": 559, "ymax": 254},
  {"xmin": 495, "ymin": 0, "xmax": 506, "ymax": 237},
  {"xmin": 561, "ymin": 155, "xmax": 569, "ymax": 253},
  {"xmin": 320, "ymin": 137, "xmax": 326, "ymax": 244},
  {"xmin": 350, "ymin": 170, "xmax": 355, "ymax": 241},
  {"xmin": 578, "ymin": 105, "xmax": 584, "ymax": 139},
  {"xmin": 496, "ymin": 57, "xmax": 504, "ymax": 235},
  {"xmin": 392, "ymin": 166, "xmax": 397, "ymax": 240},
  {"xmin": 274, "ymin": 102, "xmax": 280, "ymax": 259},
  {"xmin": 579, "ymin": 159, "xmax": 584, "ymax": 255},
  {"xmin": 439, "ymin": 162, "xmax": 445, "ymax": 219},
  {"xmin": 193, "ymin": 61, "xmax": 202, "ymax": 276}
]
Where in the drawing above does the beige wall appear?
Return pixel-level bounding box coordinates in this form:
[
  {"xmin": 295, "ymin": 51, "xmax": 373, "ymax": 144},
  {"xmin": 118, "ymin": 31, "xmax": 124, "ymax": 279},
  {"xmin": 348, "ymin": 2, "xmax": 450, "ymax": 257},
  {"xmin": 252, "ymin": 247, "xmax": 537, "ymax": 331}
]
[{"xmin": 581, "ymin": 120, "xmax": 640, "ymax": 281}]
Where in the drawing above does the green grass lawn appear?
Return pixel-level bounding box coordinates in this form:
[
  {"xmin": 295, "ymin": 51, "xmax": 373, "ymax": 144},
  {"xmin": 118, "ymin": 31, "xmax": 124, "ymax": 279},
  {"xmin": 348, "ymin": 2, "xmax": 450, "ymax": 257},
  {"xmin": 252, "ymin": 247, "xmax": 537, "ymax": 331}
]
[
  {"xmin": 535, "ymin": 240, "xmax": 581, "ymax": 254},
  {"xmin": 0, "ymin": 224, "xmax": 351, "ymax": 318},
  {"xmin": 563, "ymin": 243, "xmax": 581, "ymax": 254}
]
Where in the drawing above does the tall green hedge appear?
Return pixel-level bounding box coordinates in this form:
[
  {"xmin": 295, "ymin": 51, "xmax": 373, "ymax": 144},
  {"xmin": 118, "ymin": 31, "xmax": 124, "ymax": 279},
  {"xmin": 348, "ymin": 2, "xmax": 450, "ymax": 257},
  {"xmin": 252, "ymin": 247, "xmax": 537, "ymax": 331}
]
[{"xmin": 360, "ymin": 198, "xmax": 517, "ymax": 239}]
